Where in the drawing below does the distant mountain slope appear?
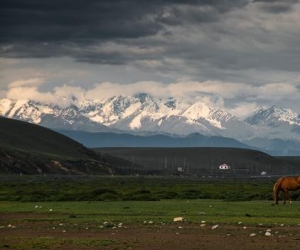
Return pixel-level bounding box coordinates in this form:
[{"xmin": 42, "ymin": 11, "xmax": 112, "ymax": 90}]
[
  {"xmin": 2, "ymin": 95, "xmax": 300, "ymax": 155},
  {"xmin": 0, "ymin": 94, "xmax": 259, "ymax": 138},
  {"xmin": 0, "ymin": 116, "xmax": 112, "ymax": 175},
  {"xmin": 57, "ymin": 130, "xmax": 255, "ymax": 149},
  {"xmin": 245, "ymin": 105, "xmax": 300, "ymax": 141},
  {"xmin": 96, "ymin": 147, "xmax": 296, "ymax": 176}
]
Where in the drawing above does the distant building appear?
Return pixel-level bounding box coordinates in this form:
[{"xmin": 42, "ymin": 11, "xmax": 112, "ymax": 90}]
[{"xmin": 219, "ymin": 163, "xmax": 231, "ymax": 170}]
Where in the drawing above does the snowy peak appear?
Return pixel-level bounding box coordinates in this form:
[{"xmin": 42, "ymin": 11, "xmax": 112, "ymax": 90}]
[
  {"xmin": 85, "ymin": 94, "xmax": 179, "ymax": 126},
  {"xmin": 1, "ymin": 94, "xmax": 300, "ymax": 144},
  {"xmin": 181, "ymin": 102, "xmax": 211, "ymax": 120},
  {"xmin": 181, "ymin": 103, "xmax": 237, "ymax": 130},
  {"xmin": 246, "ymin": 105, "xmax": 300, "ymax": 126},
  {"xmin": 163, "ymin": 98, "xmax": 179, "ymax": 110}
]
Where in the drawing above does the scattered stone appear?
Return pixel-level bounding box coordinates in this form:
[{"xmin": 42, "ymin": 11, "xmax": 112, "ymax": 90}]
[
  {"xmin": 265, "ymin": 229, "xmax": 272, "ymax": 236},
  {"xmin": 212, "ymin": 224, "xmax": 219, "ymax": 230},
  {"xmin": 173, "ymin": 217, "xmax": 185, "ymax": 222},
  {"xmin": 265, "ymin": 231, "xmax": 272, "ymax": 236}
]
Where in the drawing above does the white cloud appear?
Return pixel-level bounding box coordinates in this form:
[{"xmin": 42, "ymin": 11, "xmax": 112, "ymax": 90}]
[
  {"xmin": 4, "ymin": 78, "xmax": 300, "ymax": 116},
  {"xmin": 85, "ymin": 81, "xmax": 167, "ymax": 100},
  {"xmin": 228, "ymin": 102, "xmax": 258, "ymax": 119},
  {"xmin": 53, "ymin": 85, "xmax": 86, "ymax": 103},
  {"xmin": 8, "ymin": 78, "xmax": 45, "ymax": 88},
  {"xmin": 6, "ymin": 86, "xmax": 56, "ymax": 103},
  {"xmin": 257, "ymin": 83, "xmax": 298, "ymax": 100}
]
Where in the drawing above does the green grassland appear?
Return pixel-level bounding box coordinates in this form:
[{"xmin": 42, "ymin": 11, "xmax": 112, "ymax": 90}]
[
  {"xmin": 3, "ymin": 199, "xmax": 300, "ymax": 249},
  {"xmin": 2, "ymin": 176, "xmax": 300, "ymax": 249},
  {"xmin": 0, "ymin": 176, "xmax": 300, "ymax": 226},
  {"xmin": 0, "ymin": 175, "xmax": 278, "ymax": 202},
  {"xmin": 2, "ymin": 199, "xmax": 300, "ymax": 226}
]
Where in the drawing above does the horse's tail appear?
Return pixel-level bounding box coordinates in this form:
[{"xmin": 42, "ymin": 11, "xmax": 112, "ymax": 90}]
[{"xmin": 273, "ymin": 178, "xmax": 282, "ymax": 204}]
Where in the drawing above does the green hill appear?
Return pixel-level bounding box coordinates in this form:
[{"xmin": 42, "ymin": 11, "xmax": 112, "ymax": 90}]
[
  {"xmin": 0, "ymin": 117, "xmax": 112, "ymax": 175},
  {"xmin": 97, "ymin": 147, "xmax": 300, "ymax": 177}
]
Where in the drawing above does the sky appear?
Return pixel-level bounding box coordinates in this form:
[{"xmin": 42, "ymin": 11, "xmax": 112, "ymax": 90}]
[{"xmin": 1, "ymin": 0, "xmax": 300, "ymax": 118}]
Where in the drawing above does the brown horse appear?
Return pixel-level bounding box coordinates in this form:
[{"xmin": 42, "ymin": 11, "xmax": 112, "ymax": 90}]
[{"xmin": 273, "ymin": 176, "xmax": 300, "ymax": 205}]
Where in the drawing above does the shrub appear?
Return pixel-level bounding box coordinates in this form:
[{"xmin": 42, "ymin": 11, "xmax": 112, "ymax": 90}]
[
  {"xmin": 92, "ymin": 188, "xmax": 117, "ymax": 196},
  {"xmin": 99, "ymin": 193, "xmax": 119, "ymax": 201},
  {"xmin": 154, "ymin": 191, "xmax": 178, "ymax": 199}
]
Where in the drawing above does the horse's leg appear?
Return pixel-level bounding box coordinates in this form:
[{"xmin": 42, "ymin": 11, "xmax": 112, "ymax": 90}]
[
  {"xmin": 273, "ymin": 186, "xmax": 280, "ymax": 205},
  {"xmin": 287, "ymin": 191, "xmax": 292, "ymax": 204},
  {"xmin": 283, "ymin": 190, "xmax": 292, "ymax": 204},
  {"xmin": 283, "ymin": 191, "xmax": 289, "ymax": 205},
  {"xmin": 274, "ymin": 192, "xmax": 279, "ymax": 205}
]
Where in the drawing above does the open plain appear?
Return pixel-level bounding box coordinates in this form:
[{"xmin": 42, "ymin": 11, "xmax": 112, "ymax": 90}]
[{"xmin": 2, "ymin": 195, "xmax": 300, "ymax": 250}]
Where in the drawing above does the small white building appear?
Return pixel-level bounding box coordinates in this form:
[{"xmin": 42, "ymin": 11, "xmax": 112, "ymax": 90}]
[{"xmin": 219, "ymin": 163, "xmax": 231, "ymax": 170}]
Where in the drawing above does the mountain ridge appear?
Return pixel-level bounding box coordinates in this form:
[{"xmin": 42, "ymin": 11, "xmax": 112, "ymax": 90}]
[{"xmin": 1, "ymin": 94, "xmax": 300, "ymax": 155}]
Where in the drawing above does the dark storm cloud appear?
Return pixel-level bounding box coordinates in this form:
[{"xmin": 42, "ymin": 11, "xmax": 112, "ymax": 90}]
[
  {"xmin": 0, "ymin": 0, "xmax": 249, "ymax": 60},
  {"xmin": 253, "ymin": 0, "xmax": 299, "ymax": 13},
  {"xmin": 0, "ymin": 0, "xmax": 161, "ymax": 43}
]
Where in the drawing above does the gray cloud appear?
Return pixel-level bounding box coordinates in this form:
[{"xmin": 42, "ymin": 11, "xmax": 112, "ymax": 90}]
[
  {"xmin": 0, "ymin": 0, "xmax": 249, "ymax": 58},
  {"xmin": 253, "ymin": 0, "xmax": 299, "ymax": 13},
  {"xmin": 1, "ymin": 0, "xmax": 300, "ymax": 115},
  {"xmin": 0, "ymin": 1, "xmax": 160, "ymax": 41}
]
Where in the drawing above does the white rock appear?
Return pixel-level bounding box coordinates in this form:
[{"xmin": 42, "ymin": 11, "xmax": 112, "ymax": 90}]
[
  {"xmin": 265, "ymin": 232, "xmax": 272, "ymax": 236},
  {"xmin": 173, "ymin": 217, "xmax": 185, "ymax": 222}
]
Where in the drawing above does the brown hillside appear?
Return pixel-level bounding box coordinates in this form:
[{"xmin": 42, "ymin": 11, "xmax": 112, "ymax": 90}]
[{"xmin": 0, "ymin": 117, "xmax": 112, "ymax": 175}]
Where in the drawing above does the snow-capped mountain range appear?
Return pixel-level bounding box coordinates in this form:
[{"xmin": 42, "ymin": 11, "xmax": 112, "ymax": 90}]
[{"xmin": 1, "ymin": 93, "xmax": 300, "ymax": 155}]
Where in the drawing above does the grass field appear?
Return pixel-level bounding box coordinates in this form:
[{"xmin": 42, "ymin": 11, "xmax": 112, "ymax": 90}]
[
  {"xmin": 1, "ymin": 199, "xmax": 300, "ymax": 226},
  {"xmin": 1, "ymin": 175, "xmax": 300, "ymax": 226},
  {"xmin": 0, "ymin": 175, "xmax": 276, "ymax": 202},
  {"xmin": 2, "ymin": 176, "xmax": 300, "ymax": 249}
]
